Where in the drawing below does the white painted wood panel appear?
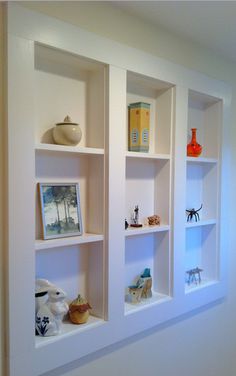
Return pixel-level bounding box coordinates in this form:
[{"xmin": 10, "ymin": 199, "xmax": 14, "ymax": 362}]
[
  {"xmin": 7, "ymin": 34, "xmax": 35, "ymax": 376},
  {"xmin": 6, "ymin": 4, "xmax": 230, "ymax": 376}
]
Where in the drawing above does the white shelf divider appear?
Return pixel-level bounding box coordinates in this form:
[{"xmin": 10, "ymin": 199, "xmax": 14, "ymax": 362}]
[
  {"xmin": 35, "ymin": 233, "xmax": 104, "ymax": 250},
  {"xmin": 35, "ymin": 316, "xmax": 105, "ymax": 348},
  {"xmin": 185, "ymin": 279, "xmax": 218, "ymax": 294},
  {"xmin": 35, "ymin": 143, "xmax": 104, "ymax": 156},
  {"xmin": 186, "ymin": 156, "xmax": 218, "ymax": 164},
  {"xmin": 125, "ymin": 291, "xmax": 171, "ymax": 315},
  {"xmin": 126, "ymin": 151, "xmax": 170, "ymax": 160},
  {"xmin": 125, "ymin": 224, "xmax": 169, "ymax": 237},
  {"xmin": 185, "ymin": 219, "xmax": 217, "ymax": 228}
]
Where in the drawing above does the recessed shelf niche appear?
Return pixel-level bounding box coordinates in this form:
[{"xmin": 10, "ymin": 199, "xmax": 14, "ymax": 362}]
[
  {"xmin": 126, "ymin": 71, "xmax": 174, "ymax": 155},
  {"xmin": 34, "ymin": 43, "xmax": 106, "ymax": 149},
  {"xmin": 126, "ymin": 158, "xmax": 171, "ymax": 227},
  {"xmin": 185, "ymin": 224, "xmax": 218, "ymax": 293},
  {"xmin": 35, "ymin": 152, "xmax": 104, "ymax": 240},
  {"xmin": 186, "ymin": 160, "xmax": 218, "ymax": 223},
  {"xmin": 125, "ymin": 231, "xmax": 171, "ymax": 314},
  {"xmin": 35, "ymin": 242, "xmax": 105, "ymax": 346},
  {"xmin": 188, "ymin": 90, "xmax": 222, "ymax": 159}
]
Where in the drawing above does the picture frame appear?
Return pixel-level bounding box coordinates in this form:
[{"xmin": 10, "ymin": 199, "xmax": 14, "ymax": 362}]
[{"xmin": 39, "ymin": 183, "xmax": 83, "ymax": 240}]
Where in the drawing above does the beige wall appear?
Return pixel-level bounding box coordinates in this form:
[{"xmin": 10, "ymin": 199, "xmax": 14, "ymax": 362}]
[{"xmin": 4, "ymin": 2, "xmax": 236, "ymax": 376}]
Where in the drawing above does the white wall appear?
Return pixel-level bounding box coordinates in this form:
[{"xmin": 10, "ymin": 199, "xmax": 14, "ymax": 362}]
[
  {"xmin": 5, "ymin": 2, "xmax": 236, "ymax": 376},
  {"xmin": 0, "ymin": 4, "xmax": 4, "ymax": 376},
  {"xmin": 20, "ymin": 1, "xmax": 235, "ymax": 80}
]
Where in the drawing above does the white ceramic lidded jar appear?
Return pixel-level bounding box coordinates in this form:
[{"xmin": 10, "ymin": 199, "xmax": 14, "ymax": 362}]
[{"xmin": 53, "ymin": 115, "xmax": 82, "ymax": 146}]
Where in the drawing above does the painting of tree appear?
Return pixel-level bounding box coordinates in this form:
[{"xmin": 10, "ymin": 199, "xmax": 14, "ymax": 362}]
[{"xmin": 39, "ymin": 183, "xmax": 82, "ymax": 239}]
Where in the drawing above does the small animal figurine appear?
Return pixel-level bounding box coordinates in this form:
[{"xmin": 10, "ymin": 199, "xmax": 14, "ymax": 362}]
[
  {"xmin": 35, "ymin": 279, "xmax": 55, "ymax": 314},
  {"xmin": 69, "ymin": 294, "xmax": 91, "ymax": 324},
  {"xmin": 36, "ymin": 286, "xmax": 69, "ymax": 336},
  {"xmin": 186, "ymin": 267, "xmax": 203, "ymax": 285},
  {"xmin": 186, "ymin": 204, "xmax": 203, "ymax": 222}
]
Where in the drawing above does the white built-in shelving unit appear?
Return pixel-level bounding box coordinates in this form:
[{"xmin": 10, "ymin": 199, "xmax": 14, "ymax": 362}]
[
  {"xmin": 125, "ymin": 72, "xmax": 173, "ymax": 315},
  {"xmin": 6, "ymin": 4, "xmax": 231, "ymax": 376},
  {"xmin": 185, "ymin": 90, "xmax": 222, "ymax": 293}
]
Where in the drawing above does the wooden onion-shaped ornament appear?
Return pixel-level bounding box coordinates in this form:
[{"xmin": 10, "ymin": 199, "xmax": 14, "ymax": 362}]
[{"xmin": 69, "ymin": 294, "xmax": 91, "ymax": 324}]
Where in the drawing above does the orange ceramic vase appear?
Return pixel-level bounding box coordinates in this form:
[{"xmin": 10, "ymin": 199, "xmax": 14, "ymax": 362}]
[{"xmin": 187, "ymin": 128, "xmax": 202, "ymax": 157}]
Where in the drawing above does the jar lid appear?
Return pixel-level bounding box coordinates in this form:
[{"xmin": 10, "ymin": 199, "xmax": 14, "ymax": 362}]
[{"xmin": 56, "ymin": 115, "xmax": 79, "ymax": 126}]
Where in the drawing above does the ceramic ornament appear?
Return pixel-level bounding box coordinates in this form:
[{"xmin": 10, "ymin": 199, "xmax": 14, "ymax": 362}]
[
  {"xmin": 36, "ymin": 286, "xmax": 69, "ymax": 336},
  {"xmin": 35, "ymin": 278, "xmax": 55, "ymax": 314},
  {"xmin": 69, "ymin": 294, "xmax": 91, "ymax": 324},
  {"xmin": 53, "ymin": 115, "xmax": 82, "ymax": 146}
]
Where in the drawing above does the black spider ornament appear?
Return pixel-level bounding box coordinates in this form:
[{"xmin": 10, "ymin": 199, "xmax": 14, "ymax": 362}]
[{"xmin": 186, "ymin": 204, "xmax": 202, "ymax": 222}]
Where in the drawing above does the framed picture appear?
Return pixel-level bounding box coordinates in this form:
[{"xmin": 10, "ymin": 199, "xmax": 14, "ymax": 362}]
[{"xmin": 39, "ymin": 183, "xmax": 83, "ymax": 239}]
